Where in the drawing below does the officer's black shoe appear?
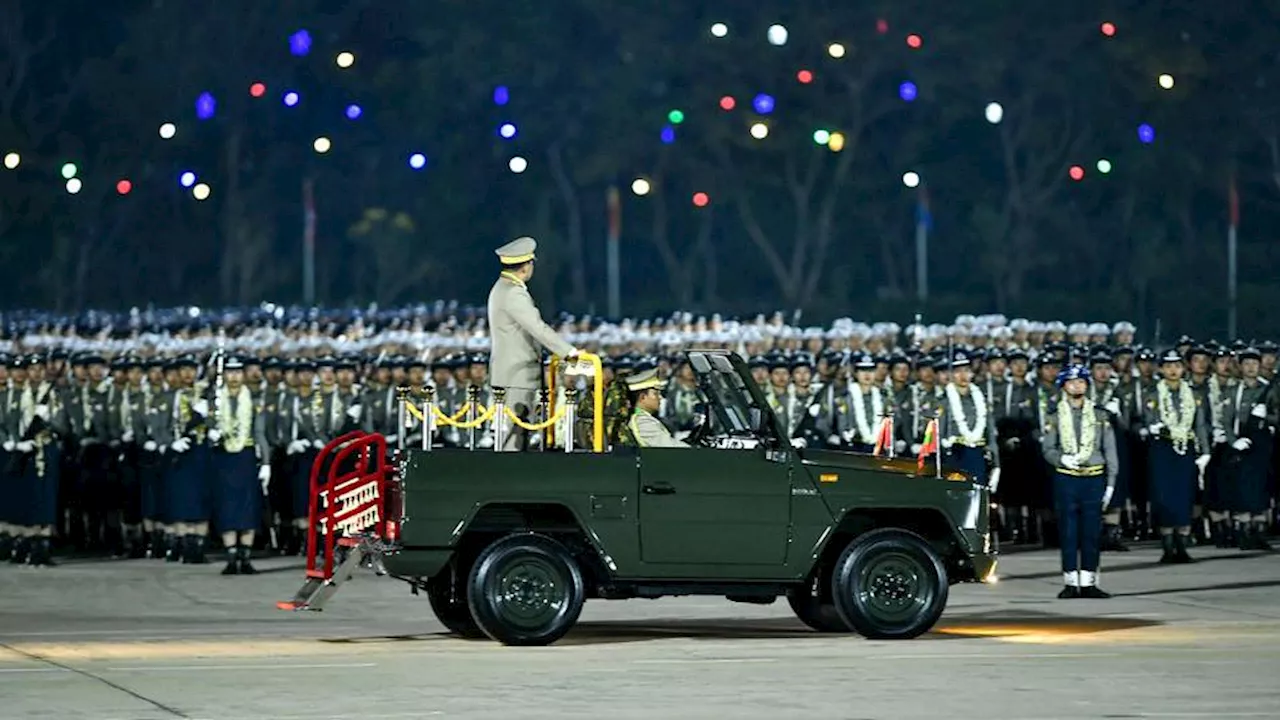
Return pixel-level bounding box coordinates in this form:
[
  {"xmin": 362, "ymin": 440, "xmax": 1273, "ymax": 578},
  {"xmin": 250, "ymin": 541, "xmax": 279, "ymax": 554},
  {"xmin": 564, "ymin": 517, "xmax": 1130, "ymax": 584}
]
[
  {"xmin": 1212, "ymin": 520, "xmax": 1231, "ymax": 548},
  {"xmin": 220, "ymin": 548, "xmax": 239, "ymax": 575},
  {"xmin": 9, "ymin": 537, "xmax": 29, "ymax": 564},
  {"xmin": 1172, "ymin": 533, "xmax": 1195, "ymax": 563},
  {"xmin": 0, "ymin": 533, "xmax": 11, "ymax": 559},
  {"xmin": 183, "ymin": 534, "xmax": 209, "ymax": 564},
  {"xmin": 1235, "ymin": 522, "xmax": 1254, "ymax": 551},
  {"xmin": 1159, "ymin": 534, "xmax": 1177, "ymax": 563},
  {"xmin": 1253, "ymin": 523, "xmax": 1274, "ymax": 552},
  {"xmin": 237, "ymin": 546, "xmax": 258, "ymax": 575},
  {"xmin": 165, "ymin": 534, "xmax": 181, "ymax": 562},
  {"xmin": 1080, "ymin": 585, "xmax": 1112, "ymax": 599},
  {"xmin": 1057, "ymin": 585, "xmax": 1080, "ymax": 599},
  {"xmin": 1102, "ymin": 525, "xmax": 1130, "ymax": 552},
  {"xmin": 30, "ymin": 538, "xmax": 56, "ymax": 567}
]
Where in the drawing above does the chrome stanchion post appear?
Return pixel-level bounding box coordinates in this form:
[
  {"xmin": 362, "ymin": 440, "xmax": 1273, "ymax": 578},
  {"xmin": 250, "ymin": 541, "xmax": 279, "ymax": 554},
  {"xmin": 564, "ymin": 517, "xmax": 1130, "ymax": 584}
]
[
  {"xmin": 466, "ymin": 385, "xmax": 479, "ymax": 451},
  {"xmin": 563, "ymin": 388, "xmax": 577, "ymax": 453},
  {"xmin": 492, "ymin": 387, "xmax": 507, "ymax": 452},
  {"xmin": 422, "ymin": 386, "xmax": 435, "ymax": 452},
  {"xmin": 536, "ymin": 388, "xmax": 550, "ymax": 452},
  {"xmin": 395, "ymin": 385, "xmax": 408, "ymax": 457}
]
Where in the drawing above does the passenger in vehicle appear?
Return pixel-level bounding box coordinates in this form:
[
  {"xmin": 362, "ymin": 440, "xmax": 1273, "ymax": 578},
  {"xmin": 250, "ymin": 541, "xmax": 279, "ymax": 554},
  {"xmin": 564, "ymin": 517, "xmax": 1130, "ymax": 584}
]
[{"xmin": 624, "ymin": 370, "xmax": 690, "ymax": 449}]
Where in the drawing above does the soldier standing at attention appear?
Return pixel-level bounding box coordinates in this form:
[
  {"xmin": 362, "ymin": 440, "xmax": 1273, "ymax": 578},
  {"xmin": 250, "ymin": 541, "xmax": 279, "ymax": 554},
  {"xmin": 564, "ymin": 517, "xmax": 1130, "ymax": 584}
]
[
  {"xmin": 487, "ymin": 237, "xmax": 580, "ymax": 451},
  {"xmin": 1221, "ymin": 347, "xmax": 1276, "ymax": 550},
  {"xmin": 625, "ymin": 369, "xmax": 690, "ymax": 448},
  {"xmin": 1141, "ymin": 349, "xmax": 1211, "ymax": 563},
  {"xmin": 845, "ymin": 352, "xmax": 886, "ymax": 453},
  {"xmin": 210, "ymin": 358, "xmax": 270, "ymax": 575},
  {"xmin": 940, "ymin": 351, "xmax": 1000, "ymax": 490},
  {"xmin": 1041, "ymin": 365, "xmax": 1118, "ymax": 599}
]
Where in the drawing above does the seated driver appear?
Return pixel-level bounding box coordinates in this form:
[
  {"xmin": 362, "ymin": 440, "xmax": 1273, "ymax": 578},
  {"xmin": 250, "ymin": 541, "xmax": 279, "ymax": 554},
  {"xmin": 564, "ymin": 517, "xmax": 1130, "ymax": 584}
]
[{"xmin": 625, "ymin": 369, "xmax": 691, "ymax": 449}]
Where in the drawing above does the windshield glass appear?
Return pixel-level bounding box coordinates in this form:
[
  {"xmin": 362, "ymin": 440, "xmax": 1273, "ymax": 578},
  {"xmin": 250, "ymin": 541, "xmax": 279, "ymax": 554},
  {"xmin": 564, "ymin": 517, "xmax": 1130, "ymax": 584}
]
[{"xmin": 689, "ymin": 352, "xmax": 759, "ymax": 436}]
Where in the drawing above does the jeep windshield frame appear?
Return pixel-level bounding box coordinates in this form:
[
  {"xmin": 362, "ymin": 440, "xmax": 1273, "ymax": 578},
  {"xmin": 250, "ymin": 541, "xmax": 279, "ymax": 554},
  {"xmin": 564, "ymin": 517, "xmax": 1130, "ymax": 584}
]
[{"xmin": 686, "ymin": 349, "xmax": 783, "ymax": 444}]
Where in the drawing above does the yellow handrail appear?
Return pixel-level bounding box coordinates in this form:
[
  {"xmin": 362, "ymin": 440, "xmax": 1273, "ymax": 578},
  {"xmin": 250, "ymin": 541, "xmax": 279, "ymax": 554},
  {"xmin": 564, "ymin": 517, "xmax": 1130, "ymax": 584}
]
[
  {"xmin": 503, "ymin": 404, "xmax": 566, "ymax": 431},
  {"xmin": 404, "ymin": 400, "xmax": 498, "ymax": 429}
]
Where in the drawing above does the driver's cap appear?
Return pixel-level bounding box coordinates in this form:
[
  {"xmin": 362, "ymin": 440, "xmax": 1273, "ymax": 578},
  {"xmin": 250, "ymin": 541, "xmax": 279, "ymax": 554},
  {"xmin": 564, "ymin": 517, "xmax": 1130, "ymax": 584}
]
[{"xmin": 625, "ymin": 368, "xmax": 663, "ymax": 392}]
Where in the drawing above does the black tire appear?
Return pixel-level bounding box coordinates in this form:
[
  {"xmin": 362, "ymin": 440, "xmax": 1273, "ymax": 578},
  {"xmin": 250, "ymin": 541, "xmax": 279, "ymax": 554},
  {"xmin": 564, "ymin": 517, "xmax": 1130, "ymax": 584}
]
[
  {"xmin": 831, "ymin": 528, "xmax": 949, "ymax": 640},
  {"xmin": 425, "ymin": 567, "xmax": 486, "ymax": 639},
  {"xmin": 786, "ymin": 572, "xmax": 851, "ymax": 633},
  {"xmin": 467, "ymin": 533, "xmax": 585, "ymax": 646}
]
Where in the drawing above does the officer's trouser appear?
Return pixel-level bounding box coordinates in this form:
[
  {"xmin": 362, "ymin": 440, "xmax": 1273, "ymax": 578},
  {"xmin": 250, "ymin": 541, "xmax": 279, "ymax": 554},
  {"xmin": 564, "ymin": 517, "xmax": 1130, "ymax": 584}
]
[{"xmin": 498, "ymin": 387, "xmax": 537, "ymax": 452}]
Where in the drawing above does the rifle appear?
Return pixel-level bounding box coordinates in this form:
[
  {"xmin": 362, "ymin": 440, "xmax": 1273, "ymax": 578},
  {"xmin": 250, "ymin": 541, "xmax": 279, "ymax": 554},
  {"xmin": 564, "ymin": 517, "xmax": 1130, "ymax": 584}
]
[{"xmin": 209, "ymin": 333, "xmax": 226, "ymax": 446}]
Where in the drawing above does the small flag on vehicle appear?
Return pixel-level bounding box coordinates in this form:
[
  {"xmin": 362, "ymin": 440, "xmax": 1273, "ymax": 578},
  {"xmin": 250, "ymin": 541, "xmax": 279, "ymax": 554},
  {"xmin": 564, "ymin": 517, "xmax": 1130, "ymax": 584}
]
[{"xmin": 918, "ymin": 419, "xmax": 939, "ymax": 472}]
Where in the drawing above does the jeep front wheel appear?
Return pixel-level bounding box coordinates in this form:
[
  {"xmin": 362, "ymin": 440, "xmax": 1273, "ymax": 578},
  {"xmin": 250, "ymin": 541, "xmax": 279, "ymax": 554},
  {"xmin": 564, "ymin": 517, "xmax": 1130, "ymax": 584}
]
[
  {"xmin": 831, "ymin": 528, "xmax": 948, "ymax": 639},
  {"xmin": 786, "ymin": 572, "xmax": 850, "ymax": 633},
  {"xmin": 425, "ymin": 567, "xmax": 485, "ymax": 639},
  {"xmin": 467, "ymin": 534, "xmax": 585, "ymax": 646}
]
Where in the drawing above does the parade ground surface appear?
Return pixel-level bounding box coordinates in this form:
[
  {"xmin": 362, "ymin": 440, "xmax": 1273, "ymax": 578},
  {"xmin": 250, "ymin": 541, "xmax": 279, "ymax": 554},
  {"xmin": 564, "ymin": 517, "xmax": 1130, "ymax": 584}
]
[{"xmin": 2, "ymin": 545, "xmax": 1279, "ymax": 720}]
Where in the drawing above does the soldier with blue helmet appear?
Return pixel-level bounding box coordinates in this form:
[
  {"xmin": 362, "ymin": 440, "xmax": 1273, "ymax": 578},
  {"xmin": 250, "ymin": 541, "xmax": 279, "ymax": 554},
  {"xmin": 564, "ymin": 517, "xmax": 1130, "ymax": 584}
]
[{"xmin": 1040, "ymin": 364, "xmax": 1118, "ymax": 598}]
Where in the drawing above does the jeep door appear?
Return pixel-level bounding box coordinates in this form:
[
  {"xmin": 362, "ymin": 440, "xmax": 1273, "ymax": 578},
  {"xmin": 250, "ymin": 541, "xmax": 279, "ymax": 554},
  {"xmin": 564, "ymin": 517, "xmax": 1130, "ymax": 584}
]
[{"xmin": 637, "ymin": 447, "xmax": 791, "ymax": 568}]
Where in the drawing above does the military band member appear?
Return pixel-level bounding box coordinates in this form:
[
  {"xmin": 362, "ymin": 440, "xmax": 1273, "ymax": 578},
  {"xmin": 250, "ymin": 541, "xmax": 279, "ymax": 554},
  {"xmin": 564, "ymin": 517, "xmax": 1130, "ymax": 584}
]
[
  {"xmin": 844, "ymin": 353, "xmax": 886, "ymax": 453},
  {"xmin": 487, "ymin": 236, "xmax": 580, "ymax": 451},
  {"xmin": 1221, "ymin": 347, "xmax": 1276, "ymax": 550},
  {"xmin": 624, "ymin": 369, "xmax": 690, "ymax": 449},
  {"xmin": 1140, "ymin": 349, "xmax": 1212, "ymax": 563},
  {"xmin": 284, "ymin": 360, "xmax": 323, "ymax": 555},
  {"xmin": 1041, "ymin": 364, "xmax": 1117, "ymax": 598},
  {"xmin": 209, "ymin": 357, "xmax": 269, "ymax": 575},
  {"xmin": 939, "ymin": 351, "xmax": 999, "ymax": 490}
]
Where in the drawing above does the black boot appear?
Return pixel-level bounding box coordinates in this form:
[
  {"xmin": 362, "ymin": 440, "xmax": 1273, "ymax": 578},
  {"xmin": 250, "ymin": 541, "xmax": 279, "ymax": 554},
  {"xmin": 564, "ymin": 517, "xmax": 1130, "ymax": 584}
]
[
  {"xmin": 0, "ymin": 533, "xmax": 11, "ymax": 560},
  {"xmin": 30, "ymin": 537, "xmax": 57, "ymax": 567},
  {"xmin": 165, "ymin": 533, "xmax": 181, "ymax": 562},
  {"xmin": 220, "ymin": 547, "xmax": 239, "ymax": 575},
  {"xmin": 1172, "ymin": 533, "xmax": 1195, "ymax": 563},
  {"xmin": 9, "ymin": 536, "xmax": 29, "ymax": 564},
  {"xmin": 1235, "ymin": 521, "xmax": 1254, "ymax": 551},
  {"xmin": 237, "ymin": 545, "xmax": 258, "ymax": 575},
  {"xmin": 186, "ymin": 534, "xmax": 209, "ymax": 564},
  {"xmin": 1253, "ymin": 522, "xmax": 1274, "ymax": 552},
  {"xmin": 1159, "ymin": 534, "xmax": 1176, "ymax": 563},
  {"xmin": 1102, "ymin": 525, "xmax": 1130, "ymax": 552}
]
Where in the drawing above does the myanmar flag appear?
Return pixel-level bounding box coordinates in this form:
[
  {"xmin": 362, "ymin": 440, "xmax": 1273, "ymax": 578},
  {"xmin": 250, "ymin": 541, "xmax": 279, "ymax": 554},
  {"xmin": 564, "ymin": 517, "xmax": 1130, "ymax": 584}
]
[{"xmin": 917, "ymin": 419, "xmax": 939, "ymax": 472}]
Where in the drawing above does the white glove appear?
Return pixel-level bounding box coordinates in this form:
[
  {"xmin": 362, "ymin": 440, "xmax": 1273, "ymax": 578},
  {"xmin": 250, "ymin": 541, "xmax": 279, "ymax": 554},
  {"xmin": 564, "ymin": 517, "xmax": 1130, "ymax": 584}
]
[
  {"xmin": 34, "ymin": 404, "xmax": 49, "ymax": 420},
  {"xmin": 287, "ymin": 439, "xmax": 306, "ymax": 454},
  {"xmin": 988, "ymin": 467, "xmax": 1001, "ymax": 493},
  {"xmin": 207, "ymin": 429, "xmax": 222, "ymax": 443},
  {"xmin": 2, "ymin": 440, "xmax": 13, "ymax": 452},
  {"xmin": 384, "ymin": 433, "xmax": 398, "ymax": 444},
  {"xmin": 789, "ymin": 437, "xmax": 807, "ymax": 449},
  {"xmin": 1104, "ymin": 399, "xmax": 1121, "ymax": 416},
  {"xmin": 1212, "ymin": 427, "xmax": 1227, "ymax": 445},
  {"xmin": 122, "ymin": 431, "xmax": 134, "ymax": 443},
  {"xmin": 941, "ymin": 437, "xmax": 955, "ymax": 450},
  {"xmin": 1002, "ymin": 437, "xmax": 1021, "ymax": 450},
  {"xmin": 910, "ymin": 443, "xmax": 922, "ymax": 454},
  {"xmin": 192, "ymin": 399, "xmax": 209, "ymax": 416},
  {"xmin": 1251, "ymin": 403, "xmax": 1267, "ymax": 419},
  {"xmin": 1062, "ymin": 455, "xmax": 1081, "ymax": 470},
  {"xmin": 312, "ymin": 439, "xmax": 324, "ymax": 449},
  {"xmin": 143, "ymin": 440, "xmax": 157, "ymax": 452},
  {"xmin": 16, "ymin": 440, "xmax": 34, "ymax": 453},
  {"xmin": 841, "ymin": 429, "xmax": 855, "ymax": 443},
  {"xmin": 1147, "ymin": 423, "xmax": 1165, "ymax": 436},
  {"xmin": 171, "ymin": 437, "xmax": 191, "ymax": 453},
  {"xmin": 258, "ymin": 465, "xmax": 271, "ymax": 493},
  {"xmin": 347, "ymin": 404, "xmax": 363, "ymax": 420},
  {"xmin": 1101, "ymin": 486, "xmax": 1114, "ymax": 509},
  {"xmin": 827, "ymin": 434, "xmax": 841, "ymax": 446},
  {"xmin": 807, "ymin": 403, "xmax": 820, "ymax": 418},
  {"xmin": 894, "ymin": 439, "xmax": 906, "ymax": 452},
  {"xmin": 1232, "ymin": 437, "xmax": 1252, "ymax": 451},
  {"xmin": 1195, "ymin": 454, "xmax": 1211, "ymax": 472}
]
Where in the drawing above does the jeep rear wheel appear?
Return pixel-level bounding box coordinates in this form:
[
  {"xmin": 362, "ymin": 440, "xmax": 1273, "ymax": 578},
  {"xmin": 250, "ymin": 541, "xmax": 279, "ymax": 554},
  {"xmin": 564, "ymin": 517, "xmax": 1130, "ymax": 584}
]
[
  {"xmin": 786, "ymin": 573, "xmax": 850, "ymax": 633},
  {"xmin": 467, "ymin": 534, "xmax": 585, "ymax": 646},
  {"xmin": 425, "ymin": 568, "xmax": 485, "ymax": 639},
  {"xmin": 832, "ymin": 528, "xmax": 948, "ymax": 639}
]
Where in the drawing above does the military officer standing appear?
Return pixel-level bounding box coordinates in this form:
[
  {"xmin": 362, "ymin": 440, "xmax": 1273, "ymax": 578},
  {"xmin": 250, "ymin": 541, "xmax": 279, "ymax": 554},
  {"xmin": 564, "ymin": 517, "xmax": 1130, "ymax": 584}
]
[
  {"xmin": 487, "ymin": 237, "xmax": 580, "ymax": 451},
  {"xmin": 210, "ymin": 357, "xmax": 270, "ymax": 575},
  {"xmin": 939, "ymin": 351, "xmax": 1000, "ymax": 489},
  {"xmin": 1221, "ymin": 347, "xmax": 1276, "ymax": 550},
  {"xmin": 283, "ymin": 360, "xmax": 323, "ymax": 555},
  {"xmin": 624, "ymin": 369, "xmax": 690, "ymax": 448},
  {"xmin": 1089, "ymin": 351, "xmax": 1131, "ymax": 551},
  {"xmin": 1041, "ymin": 365, "xmax": 1118, "ymax": 598},
  {"xmin": 844, "ymin": 353, "xmax": 887, "ymax": 453},
  {"xmin": 1140, "ymin": 349, "xmax": 1211, "ymax": 563}
]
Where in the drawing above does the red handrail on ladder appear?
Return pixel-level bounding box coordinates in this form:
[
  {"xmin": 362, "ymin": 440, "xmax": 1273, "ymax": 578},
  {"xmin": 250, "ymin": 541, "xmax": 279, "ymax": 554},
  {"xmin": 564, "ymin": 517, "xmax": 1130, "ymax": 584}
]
[{"xmin": 303, "ymin": 431, "xmax": 393, "ymax": 582}]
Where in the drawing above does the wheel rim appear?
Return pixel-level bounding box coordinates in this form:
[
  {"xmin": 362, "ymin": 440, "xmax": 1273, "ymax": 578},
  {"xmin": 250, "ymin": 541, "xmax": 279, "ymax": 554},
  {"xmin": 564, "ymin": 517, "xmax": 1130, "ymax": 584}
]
[
  {"xmin": 857, "ymin": 550, "xmax": 931, "ymax": 624},
  {"xmin": 490, "ymin": 555, "xmax": 568, "ymax": 632}
]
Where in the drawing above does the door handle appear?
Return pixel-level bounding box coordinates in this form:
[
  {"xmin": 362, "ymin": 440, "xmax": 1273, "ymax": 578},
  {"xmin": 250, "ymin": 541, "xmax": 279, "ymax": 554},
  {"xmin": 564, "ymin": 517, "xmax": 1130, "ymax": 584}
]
[{"xmin": 642, "ymin": 483, "xmax": 676, "ymax": 495}]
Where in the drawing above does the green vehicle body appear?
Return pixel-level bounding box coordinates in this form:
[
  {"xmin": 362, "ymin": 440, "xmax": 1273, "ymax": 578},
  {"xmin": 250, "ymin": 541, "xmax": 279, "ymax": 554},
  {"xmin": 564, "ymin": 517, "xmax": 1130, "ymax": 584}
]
[{"xmin": 373, "ymin": 350, "xmax": 996, "ymax": 641}]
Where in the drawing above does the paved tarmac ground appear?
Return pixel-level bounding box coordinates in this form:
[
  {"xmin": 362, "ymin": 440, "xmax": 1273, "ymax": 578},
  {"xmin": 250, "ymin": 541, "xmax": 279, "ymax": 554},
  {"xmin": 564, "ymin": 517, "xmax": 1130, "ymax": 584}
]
[{"xmin": 1, "ymin": 544, "xmax": 1279, "ymax": 720}]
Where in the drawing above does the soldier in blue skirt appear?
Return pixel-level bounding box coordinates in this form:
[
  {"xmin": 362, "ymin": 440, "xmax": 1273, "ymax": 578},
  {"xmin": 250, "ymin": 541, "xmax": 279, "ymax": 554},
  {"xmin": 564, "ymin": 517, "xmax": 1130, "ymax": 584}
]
[
  {"xmin": 166, "ymin": 355, "xmax": 212, "ymax": 564},
  {"xmin": 1221, "ymin": 347, "xmax": 1277, "ymax": 551},
  {"xmin": 11, "ymin": 355, "xmax": 69, "ymax": 566},
  {"xmin": 1040, "ymin": 364, "xmax": 1118, "ymax": 598},
  {"xmin": 210, "ymin": 357, "xmax": 271, "ymax": 575},
  {"xmin": 939, "ymin": 350, "xmax": 1000, "ymax": 491},
  {"xmin": 1139, "ymin": 349, "xmax": 1211, "ymax": 563},
  {"xmin": 0, "ymin": 355, "xmax": 20, "ymax": 561}
]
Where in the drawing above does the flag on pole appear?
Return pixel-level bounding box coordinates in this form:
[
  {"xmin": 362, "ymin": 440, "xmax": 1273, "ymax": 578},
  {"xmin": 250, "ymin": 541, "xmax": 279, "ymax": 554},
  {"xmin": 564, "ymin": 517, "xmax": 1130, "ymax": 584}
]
[
  {"xmin": 917, "ymin": 418, "xmax": 939, "ymax": 472},
  {"xmin": 873, "ymin": 416, "xmax": 894, "ymax": 457}
]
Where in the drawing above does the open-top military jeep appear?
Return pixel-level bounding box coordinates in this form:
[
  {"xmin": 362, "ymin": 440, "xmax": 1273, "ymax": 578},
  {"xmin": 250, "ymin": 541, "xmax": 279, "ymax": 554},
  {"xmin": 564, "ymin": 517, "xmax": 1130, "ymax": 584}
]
[{"xmin": 279, "ymin": 349, "xmax": 997, "ymax": 646}]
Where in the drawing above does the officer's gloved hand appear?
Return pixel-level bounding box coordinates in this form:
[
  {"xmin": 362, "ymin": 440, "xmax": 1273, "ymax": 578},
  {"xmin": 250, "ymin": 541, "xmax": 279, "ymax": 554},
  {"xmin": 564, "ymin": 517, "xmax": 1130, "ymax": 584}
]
[
  {"xmin": 1101, "ymin": 485, "xmax": 1114, "ymax": 510},
  {"xmin": 910, "ymin": 443, "xmax": 922, "ymax": 455},
  {"xmin": 1195, "ymin": 454, "xmax": 1211, "ymax": 472},
  {"xmin": 143, "ymin": 440, "xmax": 157, "ymax": 452},
  {"xmin": 1062, "ymin": 455, "xmax": 1081, "ymax": 470},
  {"xmin": 1002, "ymin": 437, "xmax": 1021, "ymax": 451},
  {"xmin": 312, "ymin": 439, "xmax": 324, "ymax": 450},
  {"xmin": 941, "ymin": 437, "xmax": 956, "ymax": 450},
  {"xmin": 1104, "ymin": 399, "xmax": 1121, "ymax": 416},
  {"xmin": 789, "ymin": 437, "xmax": 807, "ymax": 449},
  {"xmin": 1252, "ymin": 403, "xmax": 1267, "ymax": 419},
  {"xmin": 826, "ymin": 434, "xmax": 841, "ymax": 447},
  {"xmin": 894, "ymin": 439, "xmax": 907, "ymax": 452},
  {"xmin": 193, "ymin": 399, "xmax": 209, "ymax": 417},
  {"xmin": 122, "ymin": 431, "xmax": 134, "ymax": 444},
  {"xmin": 171, "ymin": 437, "xmax": 191, "ymax": 453},
  {"xmin": 841, "ymin": 429, "xmax": 855, "ymax": 444},
  {"xmin": 347, "ymin": 404, "xmax": 362, "ymax": 420},
  {"xmin": 34, "ymin": 404, "xmax": 49, "ymax": 420},
  {"xmin": 2, "ymin": 440, "xmax": 13, "ymax": 452},
  {"xmin": 988, "ymin": 467, "xmax": 1001, "ymax": 493},
  {"xmin": 1146, "ymin": 422, "xmax": 1165, "ymax": 437},
  {"xmin": 384, "ymin": 434, "xmax": 398, "ymax": 444},
  {"xmin": 1213, "ymin": 427, "xmax": 1227, "ymax": 445},
  {"xmin": 1232, "ymin": 437, "xmax": 1252, "ymax": 451},
  {"xmin": 257, "ymin": 465, "xmax": 271, "ymax": 494},
  {"xmin": 207, "ymin": 429, "xmax": 222, "ymax": 444},
  {"xmin": 16, "ymin": 440, "xmax": 34, "ymax": 453},
  {"xmin": 807, "ymin": 404, "xmax": 821, "ymax": 418}
]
